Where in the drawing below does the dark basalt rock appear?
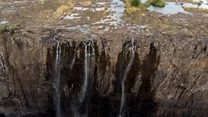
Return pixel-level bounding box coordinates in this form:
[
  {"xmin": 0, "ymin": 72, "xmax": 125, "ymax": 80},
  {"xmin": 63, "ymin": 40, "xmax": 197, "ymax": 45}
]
[
  {"xmin": 0, "ymin": 113, "xmax": 5, "ymax": 117},
  {"xmin": 0, "ymin": 28, "xmax": 208, "ymax": 117}
]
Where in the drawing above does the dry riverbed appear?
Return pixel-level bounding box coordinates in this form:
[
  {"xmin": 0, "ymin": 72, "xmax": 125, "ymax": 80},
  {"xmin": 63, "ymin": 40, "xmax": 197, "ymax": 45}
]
[{"xmin": 0, "ymin": 0, "xmax": 208, "ymax": 38}]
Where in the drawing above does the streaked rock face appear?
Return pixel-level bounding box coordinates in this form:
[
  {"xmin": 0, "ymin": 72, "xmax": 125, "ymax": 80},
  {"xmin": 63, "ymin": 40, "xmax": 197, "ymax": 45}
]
[{"xmin": 0, "ymin": 28, "xmax": 208, "ymax": 117}]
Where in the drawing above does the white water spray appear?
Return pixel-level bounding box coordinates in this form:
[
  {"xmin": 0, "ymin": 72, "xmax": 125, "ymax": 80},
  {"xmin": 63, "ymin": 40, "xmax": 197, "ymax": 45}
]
[
  {"xmin": 70, "ymin": 51, "xmax": 76, "ymax": 73},
  {"xmin": 54, "ymin": 41, "xmax": 62, "ymax": 117},
  {"xmin": 79, "ymin": 39, "xmax": 95, "ymax": 103},
  {"xmin": 119, "ymin": 39, "xmax": 135, "ymax": 117},
  {"xmin": 71, "ymin": 39, "xmax": 95, "ymax": 117}
]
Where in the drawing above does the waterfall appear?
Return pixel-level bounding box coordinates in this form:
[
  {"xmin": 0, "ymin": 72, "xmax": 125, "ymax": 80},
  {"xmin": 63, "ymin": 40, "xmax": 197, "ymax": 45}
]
[
  {"xmin": 80, "ymin": 39, "xmax": 95, "ymax": 103},
  {"xmin": 70, "ymin": 51, "xmax": 76, "ymax": 73},
  {"xmin": 54, "ymin": 41, "xmax": 62, "ymax": 117},
  {"xmin": 52, "ymin": 39, "xmax": 135, "ymax": 117},
  {"xmin": 79, "ymin": 41, "xmax": 89, "ymax": 103},
  {"xmin": 71, "ymin": 39, "xmax": 95, "ymax": 117},
  {"xmin": 119, "ymin": 39, "xmax": 135, "ymax": 117}
]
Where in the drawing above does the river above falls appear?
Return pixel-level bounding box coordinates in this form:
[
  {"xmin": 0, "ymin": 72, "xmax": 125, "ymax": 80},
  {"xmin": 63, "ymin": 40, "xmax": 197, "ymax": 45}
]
[
  {"xmin": 64, "ymin": 0, "xmax": 125, "ymax": 34},
  {"xmin": 142, "ymin": 0, "xmax": 208, "ymax": 15},
  {"xmin": 148, "ymin": 2, "xmax": 188, "ymax": 14}
]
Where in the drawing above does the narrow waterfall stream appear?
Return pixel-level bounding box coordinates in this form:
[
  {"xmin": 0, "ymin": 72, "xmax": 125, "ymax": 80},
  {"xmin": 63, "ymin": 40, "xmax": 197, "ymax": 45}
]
[
  {"xmin": 80, "ymin": 39, "xmax": 95, "ymax": 103},
  {"xmin": 54, "ymin": 41, "xmax": 62, "ymax": 117},
  {"xmin": 119, "ymin": 39, "xmax": 135, "ymax": 117},
  {"xmin": 70, "ymin": 51, "xmax": 76, "ymax": 73}
]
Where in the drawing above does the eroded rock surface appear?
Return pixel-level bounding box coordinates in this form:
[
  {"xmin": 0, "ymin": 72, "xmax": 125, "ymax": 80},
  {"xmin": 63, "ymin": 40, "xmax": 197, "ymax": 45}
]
[
  {"xmin": 0, "ymin": 0, "xmax": 208, "ymax": 117},
  {"xmin": 0, "ymin": 27, "xmax": 207, "ymax": 117}
]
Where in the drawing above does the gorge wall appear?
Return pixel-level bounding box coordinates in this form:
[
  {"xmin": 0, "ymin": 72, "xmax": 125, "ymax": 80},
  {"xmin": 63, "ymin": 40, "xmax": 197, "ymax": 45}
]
[{"xmin": 0, "ymin": 28, "xmax": 208, "ymax": 117}]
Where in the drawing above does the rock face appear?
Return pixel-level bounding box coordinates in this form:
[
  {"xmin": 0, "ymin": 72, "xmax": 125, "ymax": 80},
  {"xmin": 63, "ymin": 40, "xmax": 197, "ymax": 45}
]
[{"xmin": 0, "ymin": 28, "xmax": 208, "ymax": 117}]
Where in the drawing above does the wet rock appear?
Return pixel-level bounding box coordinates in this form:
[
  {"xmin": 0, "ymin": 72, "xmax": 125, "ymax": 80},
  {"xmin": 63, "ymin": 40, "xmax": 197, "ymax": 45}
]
[
  {"xmin": 0, "ymin": 83, "xmax": 9, "ymax": 101},
  {"xmin": 0, "ymin": 113, "xmax": 5, "ymax": 117},
  {"xmin": 0, "ymin": 27, "xmax": 207, "ymax": 116}
]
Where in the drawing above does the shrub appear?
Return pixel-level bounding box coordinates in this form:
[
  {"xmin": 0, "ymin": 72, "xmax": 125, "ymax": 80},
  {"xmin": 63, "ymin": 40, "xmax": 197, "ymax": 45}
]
[
  {"xmin": 131, "ymin": 0, "xmax": 141, "ymax": 7},
  {"xmin": 181, "ymin": 2, "xmax": 184, "ymax": 5},
  {"xmin": 0, "ymin": 25, "xmax": 5, "ymax": 33},
  {"xmin": 139, "ymin": 3, "xmax": 148, "ymax": 10},
  {"xmin": 155, "ymin": 0, "xmax": 165, "ymax": 7},
  {"xmin": 6, "ymin": 25, "xmax": 15, "ymax": 31},
  {"xmin": 144, "ymin": 1, "xmax": 151, "ymax": 7},
  {"xmin": 197, "ymin": 1, "xmax": 202, "ymax": 6},
  {"xmin": 126, "ymin": 7, "xmax": 138, "ymax": 14},
  {"xmin": 0, "ymin": 25, "xmax": 16, "ymax": 33},
  {"xmin": 148, "ymin": 0, "xmax": 166, "ymax": 7}
]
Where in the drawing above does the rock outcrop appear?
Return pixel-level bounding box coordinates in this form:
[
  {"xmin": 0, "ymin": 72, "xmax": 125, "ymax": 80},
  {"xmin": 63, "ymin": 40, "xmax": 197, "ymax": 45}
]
[{"xmin": 0, "ymin": 28, "xmax": 207, "ymax": 117}]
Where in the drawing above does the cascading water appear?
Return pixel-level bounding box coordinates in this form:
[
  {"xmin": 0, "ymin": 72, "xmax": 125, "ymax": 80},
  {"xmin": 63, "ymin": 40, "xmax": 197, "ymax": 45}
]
[
  {"xmin": 70, "ymin": 51, "xmax": 76, "ymax": 73},
  {"xmin": 54, "ymin": 41, "xmax": 62, "ymax": 117},
  {"xmin": 80, "ymin": 39, "xmax": 95, "ymax": 102},
  {"xmin": 72, "ymin": 39, "xmax": 95, "ymax": 117},
  {"xmin": 119, "ymin": 39, "xmax": 135, "ymax": 117},
  {"xmin": 80, "ymin": 41, "xmax": 89, "ymax": 102},
  {"xmin": 43, "ymin": 39, "xmax": 159, "ymax": 116}
]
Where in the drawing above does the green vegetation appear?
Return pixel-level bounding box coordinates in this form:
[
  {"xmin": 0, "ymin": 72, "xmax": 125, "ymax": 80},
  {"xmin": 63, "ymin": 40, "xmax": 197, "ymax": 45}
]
[
  {"xmin": 124, "ymin": 0, "xmax": 148, "ymax": 14},
  {"xmin": 0, "ymin": 26, "xmax": 4, "ymax": 33},
  {"xmin": 180, "ymin": 2, "xmax": 184, "ymax": 5},
  {"xmin": 126, "ymin": 7, "xmax": 139, "ymax": 14},
  {"xmin": 147, "ymin": 0, "xmax": 166, "ymax": 7},
  {"xmin": 197, "ymin": 1, "xmax": 203, "ymax": 6},
  {"xmin": 144, "ymin": 1, "xmax": 151, "ymax": 7},
  {"xmin": 187, "ymin": 0, "xmax": 193, "ymax": 3},
  {"xmin": 130, "ymin": 0, "xmax": 149, "ymax": 10},
  {"xmin": 139, "ymin": 3, "xmax": 148, "ymax": 10},
  {"xmin": 131, "ymin": 0, "xmax": 141, "ymax": 6},
  {"xmin": 0, "ymin": 25, "xmax": 16, "ymax": 33}
]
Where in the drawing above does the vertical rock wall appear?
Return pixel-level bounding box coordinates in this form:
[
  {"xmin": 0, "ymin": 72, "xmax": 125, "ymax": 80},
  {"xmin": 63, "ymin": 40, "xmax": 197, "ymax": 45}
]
[{"xmin": 0, "ymin": 30, "xmax": 207, "ymax": 117}]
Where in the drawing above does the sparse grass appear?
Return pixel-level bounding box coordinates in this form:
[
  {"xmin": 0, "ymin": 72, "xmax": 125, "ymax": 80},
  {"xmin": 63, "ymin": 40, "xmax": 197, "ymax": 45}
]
[
  {"xmin": 139, "ymin": 3, "xmax": 148, "ymax": 10},
  {"xmin": 0, "ymin": 25, "xmax": 16, "ymax": 33},
  {"xmin": 128, "ymin": 7, "xmax": 139, "ymax": 14},
  {"xmin": 126, "ymin": 7, "xmax": 139, "ymax": 14},
  {"xmin": 183, "ymin": 6, "xmax": 208, "ymax": 13},
  {"xmin": 144, "ymin": 1, "xmax": 151, "ymax": 7},
  {"xmin": 186, "ymin": 0, "xmax": 203, "ymax": 5},
  {"xmin": 187, "ymin": 0, "xmax": 193, "ymax": 3},
  {"xmin": 7, "ymin": 25, "xmax": 16, "ymax": 31},
  {"xmin": 0, "ymin": 25, "xmax": 5, "ymax": 33},
  {"xmin": 125, "ymin": 0, "xmax": 148, "ymax": 14},
  {"xmin": 147, "ymin": 0, "xmax": 166, "ymax": 7}
]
